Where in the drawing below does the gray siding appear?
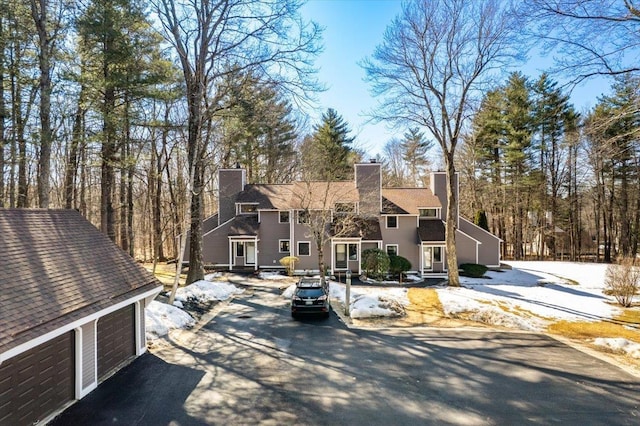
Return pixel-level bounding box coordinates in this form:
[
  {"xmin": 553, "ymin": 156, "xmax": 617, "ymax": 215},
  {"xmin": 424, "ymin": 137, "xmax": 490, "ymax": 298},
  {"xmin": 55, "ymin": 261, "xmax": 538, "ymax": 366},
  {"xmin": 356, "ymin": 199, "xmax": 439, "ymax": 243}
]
[
  {"xmin": 258, "ymin": 211, "xmax": 291, "ymax": 267},
  {"xmin": 355, "ymin": 163, "xmax": 381, "ymax": 216},
  {"xmin": 218, "ymin": 169, "xmax": 245, "ymax": 225},
  {"xmin": 380, "ymin": 216, "xmax": 420, "ymax": 271},
  {"xmin": 202, "ymin": 221, "xmax": 235, "ymax": 264},
  {"xmin": 455, "ymin": 230, "xmax": 478, "ymax": 265},
  {"xmin": 431, "ymin": 172, "xmax": 458, "ymax": 223},
  {"xmin": 459, "ymin": 218, "xmax": 501, "ymax": 266}
]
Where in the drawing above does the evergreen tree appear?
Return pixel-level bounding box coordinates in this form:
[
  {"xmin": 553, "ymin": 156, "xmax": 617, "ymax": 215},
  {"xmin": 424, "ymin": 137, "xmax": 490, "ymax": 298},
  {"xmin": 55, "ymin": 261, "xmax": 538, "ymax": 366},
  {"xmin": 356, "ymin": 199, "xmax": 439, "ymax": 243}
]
[
  {"xmin": 531, "ymin": 73, "xmax": 577, "ymax": 259},
  {"xmin": 77, "ymin": 0, "xmax": 172, "ymax": 242},
  {"xmin": 301, "ymin": 108, "xmax": 355, "ymax": 181},
  {"xmin": 218, "ymin": 70, "xmax": 298, "ymax": 183},
  {"xmin": 400, "ymin": 127, "xmax": 432, "ymax": 186}
]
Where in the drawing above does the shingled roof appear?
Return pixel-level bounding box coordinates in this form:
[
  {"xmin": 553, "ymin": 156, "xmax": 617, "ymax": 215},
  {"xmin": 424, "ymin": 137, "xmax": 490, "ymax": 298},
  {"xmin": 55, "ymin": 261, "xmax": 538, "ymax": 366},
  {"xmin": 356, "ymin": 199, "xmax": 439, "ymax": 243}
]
[
  {"xmin": 418, "ymin": 219, "xmax": 446, "ymax": 242},
  {"xmin": 381, "ymin": 188, "xmax": 441, "ymax": 215},
  {"xmin": 0, "ymin": 209, "xmax": 162, "ymax": 354},
  {"xmin": 235, "ymin": 181, "xmax": 359, "ymax": 210}
]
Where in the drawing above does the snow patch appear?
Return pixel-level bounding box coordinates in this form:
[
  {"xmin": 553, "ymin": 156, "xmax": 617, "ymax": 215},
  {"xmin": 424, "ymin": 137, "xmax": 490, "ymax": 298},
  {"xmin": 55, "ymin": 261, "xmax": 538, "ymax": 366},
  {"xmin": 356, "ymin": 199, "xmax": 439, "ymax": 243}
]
[
  {"xmin": 145, "ymin": 301, "xmax": 195, "ymax": 339},
  {"xmin": 259, "ymin": 271, "xmax": 289, "ymax": 280},
  {"xmin": 594, "ymin": 338, "xmax": 640, "ymax": 358},
  {"xmin": 175, "ymin": 280, "xmax": 244, "ymax": 303}
]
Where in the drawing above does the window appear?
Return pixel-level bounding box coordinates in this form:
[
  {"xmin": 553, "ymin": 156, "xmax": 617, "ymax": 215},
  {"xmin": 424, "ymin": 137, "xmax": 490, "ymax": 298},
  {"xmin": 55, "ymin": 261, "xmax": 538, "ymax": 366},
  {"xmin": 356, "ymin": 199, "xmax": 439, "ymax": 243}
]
[
  {"xmin": 298, "ymin": 210, "xmax": 310, "ymax": 224},
  {"xmin": 298, "ymin": 241, "xmax": 310, "ymax": 256},
  {"xmin": 433, "ymin": 247, "xmax": 442, "ymax": 262},
  {"xmin": 239, "ymin": 204, "xmax": 257, "ymax": 214},
  {"xmin": 279, "ymin": 211, "xmax": 290, "ymax": 223},
  {"xmin": 279, "ymin": 240, "xmax": 290, "ymax": 253},
  {"xmin": 236, "ymin": 242, "xmax": 244, "ymax": 257},
  {"xmin": 386, "ymin": 216, "xmax": 398, "ymax": 228},
  {"xmin": 348, "ymin": 243, "xmax": 358, "ymax": 260},
  {"xmin": 335, "ymin": 202, "xmax": 356, "ymax": 214},
  {"xmin": 419, "ymin": 208, "xmax": 438, "ymax": 218},
  {"xmin": 386, "ymin": 245, "xmax": 398, "ymax": 256}
]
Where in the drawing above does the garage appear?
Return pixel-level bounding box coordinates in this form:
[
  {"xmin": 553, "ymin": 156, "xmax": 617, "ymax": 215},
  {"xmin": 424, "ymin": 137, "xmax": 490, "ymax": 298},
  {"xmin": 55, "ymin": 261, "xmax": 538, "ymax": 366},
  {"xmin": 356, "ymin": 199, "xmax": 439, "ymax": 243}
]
[
  {"xmin": 97, "ymin": 304, "xmax": 136, "ymax": 380},
  {"xmin": 0, "ymin": 331, "xmax": 74, "ymax": 425}
]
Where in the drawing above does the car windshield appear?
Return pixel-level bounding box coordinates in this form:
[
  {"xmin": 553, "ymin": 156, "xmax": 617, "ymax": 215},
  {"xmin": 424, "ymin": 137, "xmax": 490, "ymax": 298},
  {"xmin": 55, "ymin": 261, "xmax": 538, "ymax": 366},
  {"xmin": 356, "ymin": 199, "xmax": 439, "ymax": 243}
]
[{"xmin": 296, "ymin": 288, "xmax": 325, "ymax": 297}]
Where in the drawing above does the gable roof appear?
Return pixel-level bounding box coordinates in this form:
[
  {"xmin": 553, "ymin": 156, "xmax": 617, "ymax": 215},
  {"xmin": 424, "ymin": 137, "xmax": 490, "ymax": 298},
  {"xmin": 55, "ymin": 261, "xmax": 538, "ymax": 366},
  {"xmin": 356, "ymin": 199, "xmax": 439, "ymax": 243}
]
[
  {"xmin": 235, "ymin": 181, "xmax": 359, "ymax": 210},
  {"xmin": 382, "ymin": 188, "xmax": 441, "ymax": 215},
  {"xmin": 0, "ymin": 209, "xmax": 162, "ymax": 354}
]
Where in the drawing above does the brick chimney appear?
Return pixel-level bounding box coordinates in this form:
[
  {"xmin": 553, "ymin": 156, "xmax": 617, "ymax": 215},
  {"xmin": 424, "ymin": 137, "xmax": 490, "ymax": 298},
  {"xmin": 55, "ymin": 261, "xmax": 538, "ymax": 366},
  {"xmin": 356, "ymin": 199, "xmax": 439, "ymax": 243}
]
[
  {"xmin": 218, "ymin": 166, "xmax": 246, "ymax": 226},
  {"xmin": 355, "ymin": 161, "xmax": 381, "ymax": 216}
]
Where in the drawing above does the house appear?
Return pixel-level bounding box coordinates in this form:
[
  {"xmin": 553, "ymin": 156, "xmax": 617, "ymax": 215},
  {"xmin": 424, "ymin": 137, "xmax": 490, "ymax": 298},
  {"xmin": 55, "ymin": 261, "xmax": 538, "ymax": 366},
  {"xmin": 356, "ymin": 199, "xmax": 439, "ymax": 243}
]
[
  {"xmin": 185, "ymin": 161, "xmax": 501, "ymax": 276},
  {"xmin": 0, "ymin": 209, "xmax": 162, "ymax": 425}
]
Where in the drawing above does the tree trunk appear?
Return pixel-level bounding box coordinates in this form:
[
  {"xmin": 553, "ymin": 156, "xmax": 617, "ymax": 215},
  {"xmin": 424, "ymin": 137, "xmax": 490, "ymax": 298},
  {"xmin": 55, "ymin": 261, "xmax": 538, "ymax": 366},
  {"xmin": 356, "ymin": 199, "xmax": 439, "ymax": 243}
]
[
  {"xmin": 444, "ymin": 152, "xmax": 460, "ymax": 287},
  {"xmin": 65, "ymin": 91, "xmax": 84, "ymax": 209},
  {"xmin": 32, "ymin": 0, "xmax": 52, "ymax": 208},
  {"xmin": 0, "ymin": 17, "xmax": 5, "ymax": 208}
]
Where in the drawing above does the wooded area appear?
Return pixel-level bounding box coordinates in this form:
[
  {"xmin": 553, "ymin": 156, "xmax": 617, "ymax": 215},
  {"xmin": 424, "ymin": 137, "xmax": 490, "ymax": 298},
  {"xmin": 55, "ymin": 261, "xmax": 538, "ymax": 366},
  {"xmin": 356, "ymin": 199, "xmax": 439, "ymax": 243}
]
[{"xmin": 1, "ymin": 0, "xmax": 638, "ymax": 282}]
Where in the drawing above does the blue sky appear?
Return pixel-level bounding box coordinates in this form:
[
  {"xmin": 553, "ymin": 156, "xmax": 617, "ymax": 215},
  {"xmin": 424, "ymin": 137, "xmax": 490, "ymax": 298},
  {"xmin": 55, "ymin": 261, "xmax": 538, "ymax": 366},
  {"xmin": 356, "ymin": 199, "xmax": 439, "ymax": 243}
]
[{"xmin": 300, "ymin": 0, "xmax": 611, "ymax": 159}]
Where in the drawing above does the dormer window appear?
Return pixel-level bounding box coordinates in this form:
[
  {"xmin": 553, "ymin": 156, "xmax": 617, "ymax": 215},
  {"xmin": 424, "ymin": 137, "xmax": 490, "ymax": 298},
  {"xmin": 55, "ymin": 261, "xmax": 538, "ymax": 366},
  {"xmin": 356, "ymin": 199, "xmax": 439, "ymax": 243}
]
[
  {"xmin": 239, "ymin": 204, "xmax": 258, "ymax": 214},
  {"xmin": 335, "ymin": 202, "xmax": 356, "ymax": 214},
  {"xmin": 419, "ymin": 208, "xmax": 438, "ymax": 218},
  {"xmin": 297, "ymin": 210, "xmax": 310, "ymax": 224}
]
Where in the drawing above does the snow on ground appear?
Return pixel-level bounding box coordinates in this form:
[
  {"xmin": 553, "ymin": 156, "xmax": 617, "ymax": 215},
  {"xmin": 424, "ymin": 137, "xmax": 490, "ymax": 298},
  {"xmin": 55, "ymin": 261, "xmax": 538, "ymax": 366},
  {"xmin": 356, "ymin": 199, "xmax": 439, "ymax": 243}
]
[
  {"xmin": 258, "ymin": 271, "xmax": 290, "ymax": 280},
  {"xmin": 146, "ymin": 278, "xmax": 244, "ymax": 339},
  {"xmin": 175, "ymin": 280, "xmax": 244, "ymax": 303},
  {"xmin": 282, "ymin": 281, "xmax": 409, "ymax": 319},
  {"xmin": 145, "ymin": 300, "xmax": 195, "ymax": 339},
  {"xmin": 594, "ymin": 338, "xmax": 640, "ymax": 359},
  {"xmin": 147, "ymin": 263, "xmax": 640, "ymax": 359}
]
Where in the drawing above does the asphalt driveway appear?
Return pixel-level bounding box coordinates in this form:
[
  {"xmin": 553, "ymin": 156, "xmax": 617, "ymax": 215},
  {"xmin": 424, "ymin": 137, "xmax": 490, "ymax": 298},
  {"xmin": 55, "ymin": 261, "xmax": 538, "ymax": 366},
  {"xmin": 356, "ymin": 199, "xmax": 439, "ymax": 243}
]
[{"xmin": 52, "ymin": 282, "xmax": 639, "ymax": 425}]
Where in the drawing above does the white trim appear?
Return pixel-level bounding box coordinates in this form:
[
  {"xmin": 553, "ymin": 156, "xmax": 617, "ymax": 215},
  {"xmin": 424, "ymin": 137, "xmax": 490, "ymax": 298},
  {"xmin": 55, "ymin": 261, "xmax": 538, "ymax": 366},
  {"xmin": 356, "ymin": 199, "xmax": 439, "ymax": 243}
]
[
  {"xmin": 386, "ymin": 215, "xmax": 398, "ymax": 229},
  {"xmin": 203, "ymin": 216, "xmax": 235, "ymax": 238},
  {"xmin": 385, "ymin": 244, "xmax": 399, "ymax": 256},
  {"xmin": 279, "ymin": 239, "xmax": 291, "ymax": 253},
  {"xmin": 297, "ymin": 241, "xmax": 311, "ymax": 256},
  {"xmin": 135, "ymin": 300, "xmax": 145, "ymax": 356},
  {"xmin": 0, "ymin": 286, "xmax": 162, "ymax": 364},
  {"xmin": 456, "ymin": 228, "xmax": 483, "ymax": 244},
  {"xmin": 279, "ymin": 210, "xmax": 291, "ymax": 224},
  {"xmin": 459, "ymin": 217, "xmax": 503, "ymax": 241},
  {"xmin": 74, "ymin": 326, "xmax": 83, "ymax": 398}
]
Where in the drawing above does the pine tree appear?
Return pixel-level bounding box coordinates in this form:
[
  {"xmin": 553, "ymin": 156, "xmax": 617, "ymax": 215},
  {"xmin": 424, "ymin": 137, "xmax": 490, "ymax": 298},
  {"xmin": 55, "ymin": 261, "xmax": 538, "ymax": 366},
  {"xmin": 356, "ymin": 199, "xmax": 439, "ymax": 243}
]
[
  {"xmin": 301, "ymin": 108, "xmax": 355, "ymax": 181},
  {"xmin": 400, "ymin": 127, "xmax": 432, "ymax": 186}
]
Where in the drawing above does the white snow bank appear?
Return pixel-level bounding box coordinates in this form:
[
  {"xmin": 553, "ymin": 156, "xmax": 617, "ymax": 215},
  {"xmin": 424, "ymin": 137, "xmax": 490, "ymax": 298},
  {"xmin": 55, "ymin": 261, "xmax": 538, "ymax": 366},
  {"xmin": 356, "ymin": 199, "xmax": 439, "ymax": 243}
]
[
  {"xmin": 175, "ymin": 280, "xmax": 244, "ymax": 303},
  {"xmin": 594, "ymin": 338, "xmax": 640, "ymax": 359},
  {"xmin": 145, "ymin": 300, "xmax": 195, "ymax": 339}
]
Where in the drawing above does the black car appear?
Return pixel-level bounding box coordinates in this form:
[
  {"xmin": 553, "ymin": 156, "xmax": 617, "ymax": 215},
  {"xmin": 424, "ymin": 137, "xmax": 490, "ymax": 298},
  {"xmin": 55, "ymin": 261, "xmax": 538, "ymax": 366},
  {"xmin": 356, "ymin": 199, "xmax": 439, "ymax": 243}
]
[{"xmin": 291, "ymin": 277, "xmax": 330, "ymax": 318}]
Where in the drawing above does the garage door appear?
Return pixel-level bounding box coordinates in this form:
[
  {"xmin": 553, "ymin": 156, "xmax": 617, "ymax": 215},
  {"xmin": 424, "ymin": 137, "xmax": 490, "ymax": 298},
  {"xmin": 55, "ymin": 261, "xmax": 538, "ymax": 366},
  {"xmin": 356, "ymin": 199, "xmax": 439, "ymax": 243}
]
[
  {"xmin": 97, "ymin": 304, "xmax": 135, "ymax": 380},
  {"xmin": 0, "ymin": 331, "xmax": 75, "ymax": 425}
]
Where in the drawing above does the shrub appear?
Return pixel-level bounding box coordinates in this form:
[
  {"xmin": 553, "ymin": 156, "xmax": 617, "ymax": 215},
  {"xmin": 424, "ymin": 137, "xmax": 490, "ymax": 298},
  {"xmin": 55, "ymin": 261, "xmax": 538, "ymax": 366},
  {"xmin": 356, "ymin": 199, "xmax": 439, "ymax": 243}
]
[
  {"xmin": 279, "ymin": 256, "xmax": 299, "ymax": 276},
  {"xmin": 389, "ymin": 255, "xmax": 411, "ymax": 283},
  {"xmin": 362, "ymin": 248, "xmax": 390, "ymax": 280},
  {"xmin": 459, "ymin": 263, "xmax": 488, "ymax": 278},
  {"xmin": 605, "ymin": 257, "xmax": 640, "ymax": 307}
]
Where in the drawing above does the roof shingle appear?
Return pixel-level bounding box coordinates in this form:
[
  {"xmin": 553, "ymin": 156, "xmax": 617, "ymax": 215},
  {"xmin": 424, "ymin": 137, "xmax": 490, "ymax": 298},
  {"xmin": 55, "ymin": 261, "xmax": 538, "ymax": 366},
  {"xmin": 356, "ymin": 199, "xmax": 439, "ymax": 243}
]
[{"xmin": 0, "ymin": 209, "xmax": 162, "ymax": 354}]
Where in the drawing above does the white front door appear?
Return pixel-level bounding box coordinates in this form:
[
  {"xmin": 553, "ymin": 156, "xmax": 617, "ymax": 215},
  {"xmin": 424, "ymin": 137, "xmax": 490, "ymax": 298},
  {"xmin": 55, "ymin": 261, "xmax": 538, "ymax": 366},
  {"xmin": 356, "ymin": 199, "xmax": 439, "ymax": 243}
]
[
  {"xmin": 423, "ymin": 246, "xmax": 433, "ymax": 272},
  {"xmin": 246, "ymin": 242, "xmax": 256, "ymax": 265}
]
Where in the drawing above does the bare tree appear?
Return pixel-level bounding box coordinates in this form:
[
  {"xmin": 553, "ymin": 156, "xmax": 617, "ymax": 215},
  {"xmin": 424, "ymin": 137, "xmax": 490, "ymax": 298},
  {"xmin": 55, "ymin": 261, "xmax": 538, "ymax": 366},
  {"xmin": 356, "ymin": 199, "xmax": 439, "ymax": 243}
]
[
  {"xmin": 154, "ymin": 0, "xmax": 321, "ymax": 284},
  {"xmin": 363, "ymin": 0, "xmax": 521, "ymax": 286},
  {"xmin": 526, "ymin": 0, "xmax": 640, "ymax": 83}
]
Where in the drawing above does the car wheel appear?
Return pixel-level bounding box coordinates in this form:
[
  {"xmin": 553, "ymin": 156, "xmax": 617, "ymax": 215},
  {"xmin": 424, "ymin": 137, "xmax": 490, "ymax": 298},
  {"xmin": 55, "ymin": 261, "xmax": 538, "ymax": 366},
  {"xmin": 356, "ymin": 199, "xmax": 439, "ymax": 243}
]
[{"xmin": 291, "ymin": 312, "xmax": 297, "ymax": 319}]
